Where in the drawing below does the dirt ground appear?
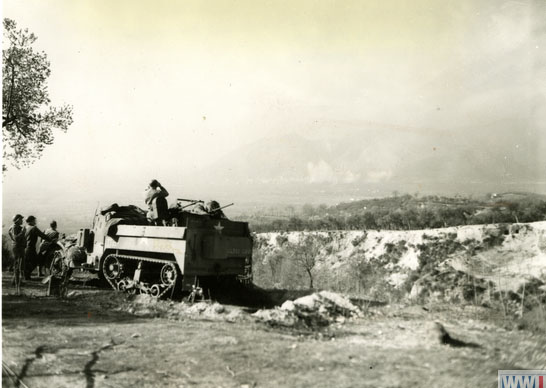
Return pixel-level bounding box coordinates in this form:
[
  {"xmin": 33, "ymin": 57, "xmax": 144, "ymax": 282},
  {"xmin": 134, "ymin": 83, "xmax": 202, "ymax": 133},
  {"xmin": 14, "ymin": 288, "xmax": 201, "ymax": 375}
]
[{"xmin": 2, "ymin": 273, "xmax": 546, "ymax": 388}]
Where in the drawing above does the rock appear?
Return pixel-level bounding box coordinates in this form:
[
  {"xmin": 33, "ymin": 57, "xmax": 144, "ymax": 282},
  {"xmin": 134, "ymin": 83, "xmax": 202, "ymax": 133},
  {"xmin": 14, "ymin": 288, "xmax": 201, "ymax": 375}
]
[
  {"xmin": 255, "ymin": 291, "xmax": 361, "ymax": 327},
  {"xmin": 212, "ymin": 303, "xmax": 225, "ymax": 314},
  {"xmin": 253, "ymin": 309, "xmax": 298, "ymax": 327},
  {"xmin": 432, "ymin": 322, "xmax": 481, "ymax": 348},
  {"xmin": 280, "ymin": 300, "xmax": 295, "ymax": 312},
  {"xmin": 225, "ymin": 309, "xmax": 245, "ymax": 323},
  {"xmin": 292, "ymin": 291, "xmax": 360, "ymax": 324},
  {"xmin": 409, "ymin": 282, "xmax": 424, "ymax": 300},
  {"xmin": 293, "ymin": 294, "xmax": 317, "ymax": 310},
  {"xmin": 188, "ymin": 302, "xmax": 209, "ymax": 314}
]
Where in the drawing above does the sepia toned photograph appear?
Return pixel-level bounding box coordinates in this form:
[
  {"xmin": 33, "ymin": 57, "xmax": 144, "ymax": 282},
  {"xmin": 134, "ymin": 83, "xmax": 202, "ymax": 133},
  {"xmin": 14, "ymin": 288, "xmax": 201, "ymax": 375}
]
[{"xmin": 2, "ymin": 1, "xmax": 545, "ymax": 387}]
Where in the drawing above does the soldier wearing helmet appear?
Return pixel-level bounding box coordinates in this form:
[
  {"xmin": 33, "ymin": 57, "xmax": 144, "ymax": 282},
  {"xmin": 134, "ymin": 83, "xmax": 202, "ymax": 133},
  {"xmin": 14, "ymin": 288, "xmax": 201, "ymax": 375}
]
[
  {"xmin": 8, "ymin": 214, "xmax": 25, "ymax": 294},
  {"xmin": 144, "ymin": 179, "xmax": 170, "ymax": 225},
  {"xmin": 38, "ymin": 220, "xmax": 61, "ymax": 276},
  {"xmin": 206, "ymin": 200, "xmax": 226, "ymax": 219},
  {"xmin": 24, "ymin": 216, "xmax": 51, "ymax": 279}
]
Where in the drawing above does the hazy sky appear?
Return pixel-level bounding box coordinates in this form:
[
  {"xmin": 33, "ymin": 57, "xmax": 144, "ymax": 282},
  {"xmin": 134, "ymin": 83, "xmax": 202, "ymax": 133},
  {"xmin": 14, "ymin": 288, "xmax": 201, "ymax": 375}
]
[{"xmin": 2, "ymin": 0, "xmax": 545, "ymax": 208}]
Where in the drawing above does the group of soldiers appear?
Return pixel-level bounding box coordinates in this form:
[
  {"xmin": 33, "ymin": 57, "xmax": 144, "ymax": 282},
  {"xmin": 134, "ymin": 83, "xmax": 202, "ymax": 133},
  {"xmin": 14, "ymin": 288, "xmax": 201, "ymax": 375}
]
[{"xmin": 7, "ymin": 214, "xmax": 60, "ymax": 295}]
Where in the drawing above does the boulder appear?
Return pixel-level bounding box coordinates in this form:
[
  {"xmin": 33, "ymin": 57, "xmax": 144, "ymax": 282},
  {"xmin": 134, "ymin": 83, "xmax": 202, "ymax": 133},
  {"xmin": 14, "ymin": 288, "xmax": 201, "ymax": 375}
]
[{"xmin": 255, "ymin": 291, "xmax": 361, "ymax": 327}]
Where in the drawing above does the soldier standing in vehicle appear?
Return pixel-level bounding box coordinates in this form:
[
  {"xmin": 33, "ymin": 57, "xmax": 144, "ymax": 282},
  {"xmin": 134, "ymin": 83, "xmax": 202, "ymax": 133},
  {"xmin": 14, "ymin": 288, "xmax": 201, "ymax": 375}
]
[
  {"xmin": 144, "ymin": 179, "xmax": 169, "ymax": 225},
  {"xmin": 8, "ymin": 214, "xmax": 26, "ymax": 294},
  {"xmin": 206, "ymin": 200, "xmax": 227, "ymax": 219},
  {"xmin": 24, "ymin": 216, "xmax": 51, "ymax": 279}
]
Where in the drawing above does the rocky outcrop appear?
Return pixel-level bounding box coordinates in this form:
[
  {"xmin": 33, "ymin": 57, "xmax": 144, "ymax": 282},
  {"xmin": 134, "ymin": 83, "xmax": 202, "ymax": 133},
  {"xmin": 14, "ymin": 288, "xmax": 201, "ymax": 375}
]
[{"xmin": 254, "ymin": 221, "xmax": 546, "ymax": 302}]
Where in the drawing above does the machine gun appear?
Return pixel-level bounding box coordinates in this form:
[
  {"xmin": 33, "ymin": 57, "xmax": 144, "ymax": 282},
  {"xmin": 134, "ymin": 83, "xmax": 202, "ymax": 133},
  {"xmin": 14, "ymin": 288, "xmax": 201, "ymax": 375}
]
[
  {"xmin": 209, "ymin": 203, "xmax": 234, "ymax": 213},
  {"xmin": 176, "ymin": 198, "xmax": 204, "ymax": 210},
  {"xmin": 176, "ymin": 199, "xmax": 234, "ymax": 214}
]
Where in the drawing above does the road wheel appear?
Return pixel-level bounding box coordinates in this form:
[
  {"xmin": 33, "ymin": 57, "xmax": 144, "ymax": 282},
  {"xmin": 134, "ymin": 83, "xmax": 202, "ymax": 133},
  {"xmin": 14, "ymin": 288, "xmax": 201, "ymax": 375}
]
[{"xmin": 103, "ymin": 255, "xmax": 123, "ymax": 280}]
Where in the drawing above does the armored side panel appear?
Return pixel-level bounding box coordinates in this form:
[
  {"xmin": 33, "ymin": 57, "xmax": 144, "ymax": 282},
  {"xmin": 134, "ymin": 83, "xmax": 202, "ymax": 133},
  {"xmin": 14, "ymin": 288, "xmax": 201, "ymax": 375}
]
[
  {"xmin": 109, "ymin": 225, "xmax": 187, "ymax": 267},
  {"xmin": 183, "ymin": 216, "xmax": 252, "ymax": 279}
]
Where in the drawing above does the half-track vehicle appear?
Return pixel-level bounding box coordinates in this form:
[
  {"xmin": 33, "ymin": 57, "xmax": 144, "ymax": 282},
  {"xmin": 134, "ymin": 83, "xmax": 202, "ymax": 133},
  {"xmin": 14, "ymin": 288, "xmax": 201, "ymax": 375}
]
[{"xmin": 73, "ymin": 200, "xmax": 253, "ymax": 298}]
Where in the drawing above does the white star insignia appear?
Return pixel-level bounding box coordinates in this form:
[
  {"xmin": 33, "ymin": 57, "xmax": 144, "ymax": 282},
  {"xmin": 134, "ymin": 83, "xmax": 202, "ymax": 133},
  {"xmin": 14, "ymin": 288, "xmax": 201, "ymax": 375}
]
[{"xmin": 214, "ymin": 221, "xmax": 224, "ymax": 235}]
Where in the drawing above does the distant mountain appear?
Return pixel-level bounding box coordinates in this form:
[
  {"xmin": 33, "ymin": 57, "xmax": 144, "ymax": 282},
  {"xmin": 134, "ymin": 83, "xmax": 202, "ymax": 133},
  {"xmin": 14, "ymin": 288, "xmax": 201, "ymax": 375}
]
[
  {"xmin": 3, "ymin": 123, "xmax": 543, "ymax": 234},
  {"xmin": 189, "ymin": 124, "xmax": 546, "ymax": 201}
]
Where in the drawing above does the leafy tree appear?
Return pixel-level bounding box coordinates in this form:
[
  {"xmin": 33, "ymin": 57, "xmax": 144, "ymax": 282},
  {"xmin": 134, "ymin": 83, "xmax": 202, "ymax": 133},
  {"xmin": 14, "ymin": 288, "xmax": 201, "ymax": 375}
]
[
  {"xmin": 506, "ymin": 202, "xmax": 520, "ymax": 223},
  {"xmin": 288, "ymin": 216, "xmax": 304, "ymax": 231},
  {"xmin": 345, "ymin": 214, "xmax": 362, "ymax": 230},
  {"xmin": 362, "ymin": 212, "xmax": 378, "ymax": 229},
  {"xmin": 291, "ymin": 234, "xmax": 325, "ymax": 288},
  {"xmin": 2, "ymin": 18, "xmax": 73, "ymax": 171}
]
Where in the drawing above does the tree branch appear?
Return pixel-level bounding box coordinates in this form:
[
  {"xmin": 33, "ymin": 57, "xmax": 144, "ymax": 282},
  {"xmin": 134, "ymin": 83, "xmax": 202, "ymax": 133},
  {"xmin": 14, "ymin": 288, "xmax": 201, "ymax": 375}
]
[
  {"xmin": 2, "ymin": 115, "xmax": 16, "ymax": 127},
  {"xmin": 3, "ymin": 62, "xmax": 16, "ymax": 128}
]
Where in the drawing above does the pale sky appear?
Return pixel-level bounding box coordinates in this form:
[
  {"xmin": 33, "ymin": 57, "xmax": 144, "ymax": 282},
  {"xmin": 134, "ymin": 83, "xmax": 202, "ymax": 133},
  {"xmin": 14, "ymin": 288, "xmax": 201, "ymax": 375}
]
[{"xmin": 2, "ymin": 0, "xmax": 545, "ymax": 216}]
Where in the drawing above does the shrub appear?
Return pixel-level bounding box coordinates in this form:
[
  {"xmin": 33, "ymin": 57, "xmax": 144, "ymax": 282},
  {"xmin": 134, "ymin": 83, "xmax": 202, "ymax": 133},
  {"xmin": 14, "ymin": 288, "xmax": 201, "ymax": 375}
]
[{"xmin": 351, "ymin": 232, "xmax": 367, "ymax": 247}]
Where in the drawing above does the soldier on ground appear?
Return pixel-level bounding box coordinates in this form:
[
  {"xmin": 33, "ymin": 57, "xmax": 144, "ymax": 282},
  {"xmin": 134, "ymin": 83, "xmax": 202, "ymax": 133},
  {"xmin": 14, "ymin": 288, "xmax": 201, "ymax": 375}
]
[
  {"xmin": 24, "ymin": 216, "xmax": 51, "ymax": 279},
  {"xmin": 48, "ymin": 244, "xmax": 85, "ymax": 298},
  {"xmin": 8, "ymin": 214, "xmax": 26, "ymax": 294},
  {"xmin": 38, "ymin": 220, "xmax": 61, "ymax": 276},
  {"xmin": 144, "ymin": 179, "xmax": 170, "ymax": 226}
]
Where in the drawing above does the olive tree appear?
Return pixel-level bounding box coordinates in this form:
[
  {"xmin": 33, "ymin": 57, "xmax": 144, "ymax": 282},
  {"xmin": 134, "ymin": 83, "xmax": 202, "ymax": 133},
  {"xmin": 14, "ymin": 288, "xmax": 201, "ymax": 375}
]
[
  {"xmin": 291, "ymin": 234, "xmax": 326, "ymax": 289},
  {"xmin": 2, "ymin": 18, "xmax": 73, "ymax": 171}
]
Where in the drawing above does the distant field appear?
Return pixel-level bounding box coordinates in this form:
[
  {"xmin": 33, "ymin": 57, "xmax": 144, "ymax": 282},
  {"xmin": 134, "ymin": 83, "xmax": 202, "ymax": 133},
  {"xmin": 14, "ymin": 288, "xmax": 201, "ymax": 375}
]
[
  {"xmin": 4, "ymin": 191, "xmax": 546, "ymax": 235},
  {"xmin": 3, "ymin": 198, "xmax": 97, "ymax": 234}
]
